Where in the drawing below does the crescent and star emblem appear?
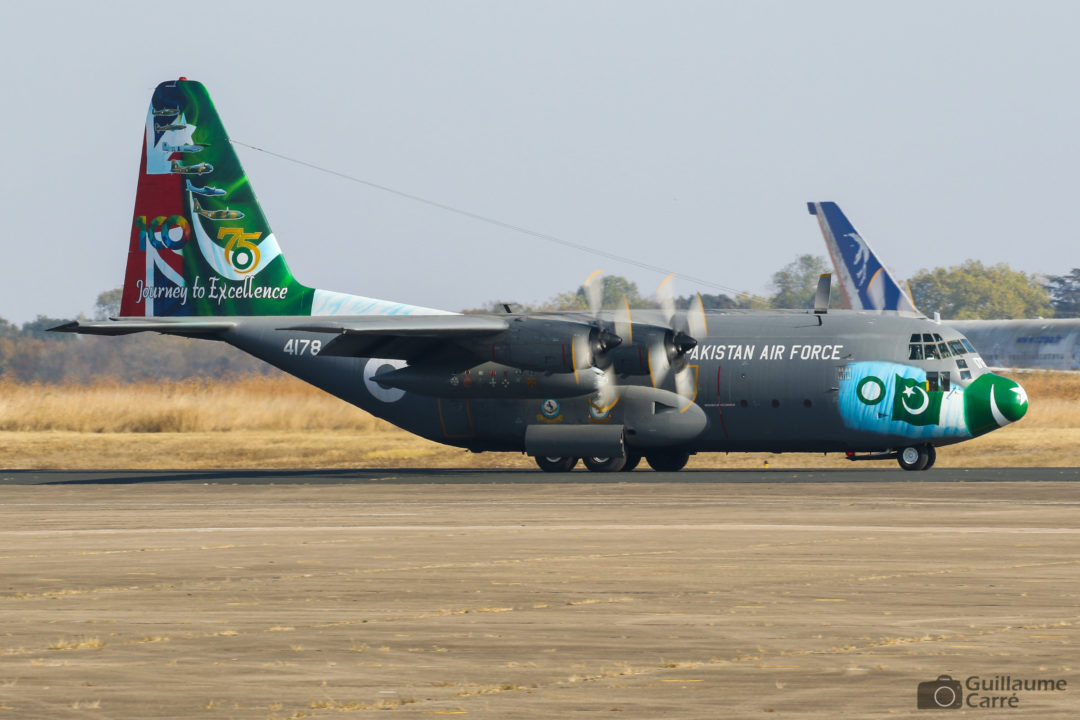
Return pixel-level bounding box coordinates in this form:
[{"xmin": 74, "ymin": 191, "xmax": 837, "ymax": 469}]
[{"xmin": 901, "ymin": 383, "xmax": 929, "ymax": 415}]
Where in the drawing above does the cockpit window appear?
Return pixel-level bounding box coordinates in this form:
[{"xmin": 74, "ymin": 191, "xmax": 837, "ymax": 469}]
[{"xmin": 908, "ymin": 334, "xmax": 979, "ymax": 362}]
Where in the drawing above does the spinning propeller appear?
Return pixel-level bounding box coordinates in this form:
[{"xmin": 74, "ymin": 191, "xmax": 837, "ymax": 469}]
[
  {"xmin": 650, "ymin": 274, "xmax": 706, "ymax": 402},
  {"xmin": 573, "ymin": 271, "xmax": 707, "ymax": 405}
]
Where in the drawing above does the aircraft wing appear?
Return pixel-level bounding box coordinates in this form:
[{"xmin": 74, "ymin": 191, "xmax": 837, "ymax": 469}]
[{"xmin": 50, "ymin": 319, "xmax": 236, "ymax": 336}]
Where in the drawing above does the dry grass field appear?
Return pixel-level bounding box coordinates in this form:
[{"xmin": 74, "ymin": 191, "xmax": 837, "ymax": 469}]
[{"xmin": 0, "ymin": 371, "xmax": 1077, "ymax": 470}]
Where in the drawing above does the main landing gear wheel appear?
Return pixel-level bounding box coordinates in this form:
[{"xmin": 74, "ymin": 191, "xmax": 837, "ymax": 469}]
[
  {"xmin": 535, "ymin": 456, "xmax": 578, "ymax": 473},
  {"xmin": 897, "ymin": 445, "xmax": 933, "ymax": 471},
  {"xmin": 621, "ymin": 453, "xmax": 642, "ymax": 472},
  {"xmin": 646, "ymin": 450, "xmax": 690, "ymax": 472},
  {"xmin": 583, "ymin": 456, "xmax": 628, "ymax": 473}
]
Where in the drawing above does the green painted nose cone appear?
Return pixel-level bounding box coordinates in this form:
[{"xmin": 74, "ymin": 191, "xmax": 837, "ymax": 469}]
[{"xmin": 963, "ymin": 374, "xmax": 1029, "ymax": 437}]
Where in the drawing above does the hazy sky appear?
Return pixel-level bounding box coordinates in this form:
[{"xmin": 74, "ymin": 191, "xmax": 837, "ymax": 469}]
[{"xmin": 3, "ymin": 1, "xmax": 1078, "ymax": 324}]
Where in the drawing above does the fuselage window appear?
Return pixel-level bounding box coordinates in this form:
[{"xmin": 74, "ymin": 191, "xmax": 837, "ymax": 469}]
[
  {"xmin": 948, "ymin": 340, "xmax": 966, "ymax": 356},
  {"xmin": 960, "ymin": 369, "xmax": 972, "ymax": 380},
  {"xmin": 961, "ymin": 338, "xmax": 977, "ymax": 354},
  {"xmin": 940, "ymin": 370, "xmax": 951, "ymax": 392},
  {"xmin": 956, "ymin": 358, "xmax": 968, "ymax": 369},
  {"xmin": 909, "ymin": 344, "xmax": 924, "ymax": 360},
  {"xmin": 927, "ymin": 371, "xmax": 939, "ymax": 392}
]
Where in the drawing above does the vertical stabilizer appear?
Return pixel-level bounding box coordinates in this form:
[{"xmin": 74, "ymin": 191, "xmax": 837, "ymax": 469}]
[
  {"xmin": 122, "ymin": 79, "xmax": 315, "ymax": 317},
  {"xmin": 121, "ymin": 78, "xmax": 446, "ymax": 319},
  {"xmin": 807, "ymin": 202, "xmax": 918, "ymax": 314}
]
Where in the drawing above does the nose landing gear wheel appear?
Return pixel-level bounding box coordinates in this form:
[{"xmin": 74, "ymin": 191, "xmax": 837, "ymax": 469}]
[
  {"xmin": 897, "ymin": 445, "xmax": 933, "ymax": 471},
  {"xmin": 923, "ymin": 445, "xmax": 937, "ymax": 470},
  {"xmin": 645, "ymin": 450, "xmax": 690, "ymax": 472},
  {"xmin": 583, "ymin": 456, "xmax": 628, "ymax": 473},
  {"xmin": 535, "ymin": 456, "xmax": 578, "ymax": 473}
]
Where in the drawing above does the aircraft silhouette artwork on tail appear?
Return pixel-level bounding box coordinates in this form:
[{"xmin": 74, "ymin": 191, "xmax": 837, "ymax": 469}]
[
  {"xmin": 809, "ymin": 201, "xmax": 1080, "ymax": 371},
  {"xmin": 53, "ymin": 79, "xmax": 1030, "ymax": 472}
]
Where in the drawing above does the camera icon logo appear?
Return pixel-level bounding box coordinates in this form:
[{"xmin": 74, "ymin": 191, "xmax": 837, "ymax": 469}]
[{"xmin": 917, "ymin": 675, "xmax": 963, "ymax": 709}]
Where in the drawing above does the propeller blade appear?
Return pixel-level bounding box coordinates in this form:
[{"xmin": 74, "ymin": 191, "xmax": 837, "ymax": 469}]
[
  {"xmin": 570, "ymin": 332, "xmax": 592, "ymax": 373},
  {"xmin": 688, "ymin": 293, "xmax": 707, "ymax": 339},
  {"xmin": 648, "ymin": 339, "xmax": 671, "ymax": 389},
  {"xmin": 614, "ymin": 295, "xmax": 633, "ymax": 345},
  {"xmin": 675, "ymin": 365, "xmax": 697, "ymax": 402},
  {"xmin": 594, "ymin": 364, "xmax": 619, "ymax": 408},
  {"xmin": 583, "ymin": 270, "xmax": 604, "ymax": 318},
  {"xmin": 657, "ymin": 273, "xmax": 676, "ymax": 327}
]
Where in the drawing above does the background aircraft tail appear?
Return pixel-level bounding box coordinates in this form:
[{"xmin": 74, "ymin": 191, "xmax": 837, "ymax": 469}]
[
  {"xmin": 121, "ymin": 78, "xmax": 441, "ymax": 318},
  {"xmin": 807, "ymin": 202, "xmax": 918, "ymax": 314}
]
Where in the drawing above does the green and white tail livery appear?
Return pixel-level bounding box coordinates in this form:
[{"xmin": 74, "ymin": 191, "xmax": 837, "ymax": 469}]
[{"xmin": 122, "ymin": 77, "xmax": 446, "ymax": 318}]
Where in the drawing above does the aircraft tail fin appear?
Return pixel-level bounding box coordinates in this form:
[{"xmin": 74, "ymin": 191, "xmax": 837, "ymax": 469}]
[
  {"xmin": 121, "ymin": 78, "xmax": 445, "ymax": 319},
  {"xmin": 122, "ymin": 78, "xmax": 314, "ymax": 317},
  {"xmin": 807, "ymin": 202, "xmax": 918, "ymax": 314}
]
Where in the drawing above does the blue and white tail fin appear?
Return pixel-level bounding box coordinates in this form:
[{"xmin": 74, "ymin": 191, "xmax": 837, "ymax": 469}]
[{"xmin": 807, "ymin": 202, "xmax": 918, "ymax": 314}]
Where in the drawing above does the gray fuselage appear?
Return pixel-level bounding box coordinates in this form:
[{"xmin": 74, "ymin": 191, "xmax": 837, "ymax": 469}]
[{"xmin": 219, "ymin": 308, "xmax": 991, "ymax": 456}]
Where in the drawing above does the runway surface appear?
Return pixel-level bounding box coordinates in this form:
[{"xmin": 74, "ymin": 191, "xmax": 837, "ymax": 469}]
[
  {"xmin": 3, "ymin": 466, "xmax": 1079, "ymax": 485},
  {"xmin": 1, "ymin": 469, "xmax": 1078, "ymax": 718}
]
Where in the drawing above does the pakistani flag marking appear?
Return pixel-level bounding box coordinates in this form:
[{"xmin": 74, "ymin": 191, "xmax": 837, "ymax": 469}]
[{"xmin": 891, "ymin": 374, "xmax": 943, "ymax": 426}]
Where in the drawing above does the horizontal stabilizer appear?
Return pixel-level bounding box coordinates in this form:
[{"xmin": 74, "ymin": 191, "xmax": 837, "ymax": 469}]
[{"xmin": 50, "ymin": 319, "xmax": 236, "ymax": 336}]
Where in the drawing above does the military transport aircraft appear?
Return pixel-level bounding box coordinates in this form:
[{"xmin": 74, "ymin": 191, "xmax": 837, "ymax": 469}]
[
  {"xmin": 193, "ymin": 197, "xmax": 245, "ymax": 221},
  {"xmin": 810, "ymin": 201, "xmax": 1080, "ymax": 371},
  {"xmin": 185, "ymin": 180, "xmax": 226, "ymax": 196},
  {"xmin": 53, "ymin": 79, "xmax": 1029, "ymax": 472}
]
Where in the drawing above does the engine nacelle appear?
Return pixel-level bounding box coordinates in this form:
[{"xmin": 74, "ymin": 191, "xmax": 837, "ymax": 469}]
[
  {"xmin": 609, "ymin": 328, "xmax": 697, "ymax": 376},
  {"xmin": 371, "ymin": 361, "xmax": 605, "ymax": 399},
  {"xmin": 461, "ymin": 317, "xmax": 621, "ymax": 374}
]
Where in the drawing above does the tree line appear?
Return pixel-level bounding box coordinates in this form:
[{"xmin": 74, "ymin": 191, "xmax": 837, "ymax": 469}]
[{"xmin": 3, "ymin": 260, "xmax": 1077, "ymax": 383}]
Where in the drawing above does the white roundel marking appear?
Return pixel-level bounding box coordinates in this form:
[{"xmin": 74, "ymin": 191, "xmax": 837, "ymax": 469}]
[
  {"xmin": 363, "ymin": 358, "xmax": 407, "ymax": 402},
  {"xmin": 857, "ymin": 376, "xmax": 884, "ymax": 404}
]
